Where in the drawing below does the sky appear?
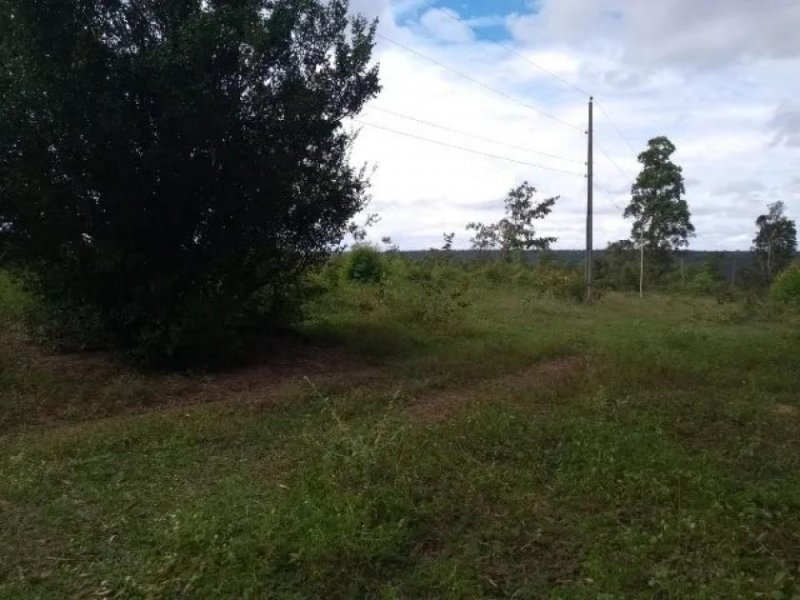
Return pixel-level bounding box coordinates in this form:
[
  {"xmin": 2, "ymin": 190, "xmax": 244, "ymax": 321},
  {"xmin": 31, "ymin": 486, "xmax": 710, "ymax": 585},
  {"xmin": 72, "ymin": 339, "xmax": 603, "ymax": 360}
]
[{"xmin": 343, "ymin": 0, "xmax": 800, "ymax": 250}]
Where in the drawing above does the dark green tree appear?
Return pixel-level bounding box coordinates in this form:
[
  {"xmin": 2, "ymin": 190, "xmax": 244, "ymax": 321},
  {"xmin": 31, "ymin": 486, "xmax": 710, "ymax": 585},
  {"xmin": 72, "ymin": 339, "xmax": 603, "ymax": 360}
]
[
  {"xmin": 753, "ymin": 201, "xmax": 797, "ymax": 283},
  {"xmin": 625, "ymin": 136, "xmax": 694, "ymax": 295},
  {"xmin": 0, "ymin": 0, "xmax": 380, "ymax": 364},
  {"xmin": 467, "ymin": 182, "xmax": 558, "ymax": 259}
]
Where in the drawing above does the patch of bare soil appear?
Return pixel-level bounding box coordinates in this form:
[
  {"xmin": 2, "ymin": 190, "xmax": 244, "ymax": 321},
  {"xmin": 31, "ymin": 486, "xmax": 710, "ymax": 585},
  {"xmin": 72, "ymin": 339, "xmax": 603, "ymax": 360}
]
[
  {"xmin": 407, "ymin": 356, "xmax": 586, "ymax": 424},
  {"xmin": 772, "ymin": 403, "xmax": 798, "ymax": 417}
]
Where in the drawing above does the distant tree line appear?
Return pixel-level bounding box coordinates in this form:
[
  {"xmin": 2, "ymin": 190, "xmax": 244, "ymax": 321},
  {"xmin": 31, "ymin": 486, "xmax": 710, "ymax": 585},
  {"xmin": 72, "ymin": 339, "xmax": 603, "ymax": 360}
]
[{"xmin": 459, "ymin": 135, "xmax": 796, "ymax": 296}]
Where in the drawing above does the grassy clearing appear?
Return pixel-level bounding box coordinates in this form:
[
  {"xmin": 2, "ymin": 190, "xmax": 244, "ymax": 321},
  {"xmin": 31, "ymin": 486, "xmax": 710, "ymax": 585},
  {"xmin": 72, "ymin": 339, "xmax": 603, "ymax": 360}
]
[{"xmin": 2, "ymin": 270, "xmax": 800, "ymax": 598}]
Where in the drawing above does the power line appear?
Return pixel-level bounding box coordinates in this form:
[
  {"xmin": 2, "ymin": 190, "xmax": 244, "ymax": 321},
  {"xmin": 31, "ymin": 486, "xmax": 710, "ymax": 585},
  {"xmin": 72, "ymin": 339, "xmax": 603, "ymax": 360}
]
[
  {"xmin": 375, "ymin": 32, "xmax": 582, "ymax": 132},
  {"xmin": 597, "ymin": 143, "xmax": 635, "ymax": 182},
  {"xmin": 416, "ymin": 0, "xmax": 591, "ymax": 98},
  {"xmin": 595, "ymin": 101, "xmax": 638, "ymax": 155},
  {"xmin": 365, "ymin": 105, "xmax": 584, "ymax": 165},
  {"xmin": 353, "ymin": 118, "xmax": 585, "ymax": 176},
  {"xmin": 596, "ymin": 181, "xmax": 626, "ymax": 214}
]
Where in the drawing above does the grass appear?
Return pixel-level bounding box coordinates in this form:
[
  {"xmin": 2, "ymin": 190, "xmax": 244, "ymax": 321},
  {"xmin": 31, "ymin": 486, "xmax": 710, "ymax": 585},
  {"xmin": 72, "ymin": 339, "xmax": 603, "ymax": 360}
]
[{"xmin": 2, "ymin": 269, "xmax": 800, "ymax": 598}]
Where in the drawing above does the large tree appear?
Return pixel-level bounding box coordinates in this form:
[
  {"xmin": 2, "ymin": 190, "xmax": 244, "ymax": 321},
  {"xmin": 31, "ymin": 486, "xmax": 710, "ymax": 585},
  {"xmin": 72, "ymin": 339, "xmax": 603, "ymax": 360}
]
[
  {"xmin": 0, "ymin": 0, "xmax": 380, "ymax": 364},
  {"xmin": 625, "ymin": 136, "xmax": 694, "ymax": 295},
  {"xmin": 753, "ymin": 201, "xmax": 797, "ymax": 283}
]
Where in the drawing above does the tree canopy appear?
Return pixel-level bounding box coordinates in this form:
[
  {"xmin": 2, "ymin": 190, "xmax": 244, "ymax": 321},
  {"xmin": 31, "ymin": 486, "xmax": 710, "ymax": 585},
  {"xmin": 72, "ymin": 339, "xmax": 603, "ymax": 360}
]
[
  {"xmin": 0, "ymin": 0, "xmax": 380, "ymax": 364},
  {"xmin": 625, "ymin": 136, "xmax": 694, "ymax": 252},
  {"xmin": 467, "ymin": 182, "xmax": 558, "ymax": 258}
]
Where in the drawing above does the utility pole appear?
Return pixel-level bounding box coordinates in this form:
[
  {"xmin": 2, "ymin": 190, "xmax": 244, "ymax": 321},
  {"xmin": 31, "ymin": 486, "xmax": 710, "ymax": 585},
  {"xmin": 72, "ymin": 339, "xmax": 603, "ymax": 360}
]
[
  {"xmin": 586, "ymin": 97, "xmax": 594, "ymax": 302},
  {"xmin": 639, "ymin": 244, "xmax": 644, "ymax": 298}
]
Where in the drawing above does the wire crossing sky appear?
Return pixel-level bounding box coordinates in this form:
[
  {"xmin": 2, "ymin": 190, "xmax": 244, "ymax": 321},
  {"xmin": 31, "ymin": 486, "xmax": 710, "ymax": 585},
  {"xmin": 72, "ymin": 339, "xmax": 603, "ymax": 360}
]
[{"xmin": 347, "ymin": 0, "xmax": 800, "ymax": 251}]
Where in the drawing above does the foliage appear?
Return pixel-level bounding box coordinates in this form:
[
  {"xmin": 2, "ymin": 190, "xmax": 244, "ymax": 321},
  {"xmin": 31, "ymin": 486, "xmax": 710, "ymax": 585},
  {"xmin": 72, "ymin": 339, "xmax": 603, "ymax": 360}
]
[
  {"xmin": 399, "ymin": 260, "xmax": 471, "ymax": 327},
  {"xmin": 595, "ymin": 240, "xmax": 639, "ymax": 291},
  {"xmin": 753, "ymin": 201, "xmax": 797, "ymax": 283},
  {"xmin": 380, "ymin": 236, "xmax": 399, "ymax": 253},
  {"xmin": 441, "ymin": 232, "xmax": 456, "ymax": 252},
  {"xmin": 466, "ymin": 259, "xmax": 585, "ymax": 302},
  {"xmin": 625, "ymin": 137, "xmax": 695, "ymax": 252},
  {"xmin": 529, "ymin": 263, "xmax": 586, "ymax": 301},
  {"xmin": 344, "ymin": 245, "xmax": 385, "ymax": 285},
  {"xmin": 347, "ymin": 213, "xmax": 381, "ymax": 246},
  {"xmin": 771, "ymin": 262, "xmax": 800, "ymax": 303},
  {"xmin": 467, "ymin": 182, "xmax": 558, "ymax": 259},
  {"xmin": 0, "ymin": 0, "xmax": 380, "ymax": 366},
  {"xmin": 0, "ymin": 269, "xmax": 31, "ymax": 328},
  {"xmin": 662, "ymin": 257, "xmax": 728, "ymax": 296}
]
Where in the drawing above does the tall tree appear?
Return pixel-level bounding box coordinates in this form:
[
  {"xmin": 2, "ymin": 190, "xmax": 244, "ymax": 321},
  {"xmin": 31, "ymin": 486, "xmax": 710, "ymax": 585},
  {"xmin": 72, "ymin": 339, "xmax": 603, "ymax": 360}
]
[
  {"xmin": 0, "ymin": 0, "xmax": 380, "ymax": 365},
  {"xmin": 467, "ymin": 182, "xmax": 558, "ymax": 259},
  {"xmin": 625, "ymin": 136, "xmax": 694, "ymax": 296},
  {"xmin": 753, "ymin": 201, "xmax": 797, "ymax": 283}
]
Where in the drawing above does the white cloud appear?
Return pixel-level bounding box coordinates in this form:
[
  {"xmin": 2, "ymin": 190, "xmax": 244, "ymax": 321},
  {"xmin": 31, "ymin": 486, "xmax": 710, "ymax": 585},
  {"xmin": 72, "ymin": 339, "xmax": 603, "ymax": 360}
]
[
  {"xmin": 509, "ymin": 0, "xmax": 800, "ymax": 69},
  {"xmin": 419, "ymin": 8, "xmax": 474, "ymax": 43},
  {"xmin": 770, "ymin": 102, "xmax": 800, "ymax": 147}
]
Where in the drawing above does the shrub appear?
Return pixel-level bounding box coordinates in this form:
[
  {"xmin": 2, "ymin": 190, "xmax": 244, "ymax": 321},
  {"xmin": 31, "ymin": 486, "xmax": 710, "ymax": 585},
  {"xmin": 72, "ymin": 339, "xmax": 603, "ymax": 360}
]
[
  {"xmin": 529, "ymin": 264, "xmax": 587, "ymax": 302},
  {"xmin": 392, "ymin": 261, "xmax": 471, "ymax": 328},
  {"xmin": 663, "ymin": 263, "xmax": 727, "ymax": 297},
  {"xmin": 344, "ymin": 246, "xmax": 385, "ymax": 285},
  {"xmin": 771, "ymin": 263, "xmax": 800, "ymax": 304},
  {"xmin": 467, "ymin": 260, "xmax": 586, "ymax": 302}
]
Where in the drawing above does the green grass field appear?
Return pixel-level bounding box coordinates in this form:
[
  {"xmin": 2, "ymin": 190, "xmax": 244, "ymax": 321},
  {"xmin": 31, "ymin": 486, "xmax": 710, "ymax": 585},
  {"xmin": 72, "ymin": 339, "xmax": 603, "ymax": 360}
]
[{"xmin": 2, "ymin": 271, "xmax": 800, "ymax": 598}]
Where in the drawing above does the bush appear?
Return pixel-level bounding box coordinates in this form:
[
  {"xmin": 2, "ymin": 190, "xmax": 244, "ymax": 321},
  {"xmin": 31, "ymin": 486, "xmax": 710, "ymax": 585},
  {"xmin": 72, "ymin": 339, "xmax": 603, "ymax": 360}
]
[
  {"xmin": 0, "ymin": 270, "xmax": 32, "ymax": 328},
  {"xmin": 529, "ymin": 264, "xmax": 587, "ymax": 302},
  {"xmin": 404, "ymin": 262, "xmax": 470, "ymax": 327},
  {"xmin": 663, "ymin": 263, "xmax": 727, "ymax": 297},
  {"xmin": 470, "ymin": 260, "xmax": 586, "ymax": 302},
  {"xmin": 344, "ymin": 246, "xmax": 386, "ymax": 285},
  {"xmin": 771, "ymin": 263, "xmax": 800, "ymax": 304}
]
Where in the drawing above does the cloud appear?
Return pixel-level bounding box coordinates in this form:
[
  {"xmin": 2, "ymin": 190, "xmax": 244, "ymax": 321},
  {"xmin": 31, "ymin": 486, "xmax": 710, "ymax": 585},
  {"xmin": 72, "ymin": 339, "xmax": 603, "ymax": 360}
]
[
  {"xmin": 508, "ymin": 0, "xmax": 800, "ymax": 70},
  {"xmin": 786, "ymin": 178, "xmax": 800, "ymax": 198},
  {"xmin": 419, "ymin": 8, "xmax": 475, "ymax": 43},
  {"xmin": 712, "ymin": 180, "xmax": 766, "ymax": 197},
  {"xmin": 347, "ymin": 0, "xmax": 390, "ymax": 20},
  {"xmin": 769, "ymin": 102, "xmax": 800, "ymax": 147}
]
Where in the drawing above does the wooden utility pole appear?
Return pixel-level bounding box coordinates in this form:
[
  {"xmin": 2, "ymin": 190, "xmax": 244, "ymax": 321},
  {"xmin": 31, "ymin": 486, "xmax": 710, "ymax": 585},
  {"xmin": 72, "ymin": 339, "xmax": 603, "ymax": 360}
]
[
  {"xmin": 639, "ymin": 244, "xmax": 644, "ymax": 298},
  {"xmin": 586, "ymin": 97, "xmax": 594, "ymax": 302}
]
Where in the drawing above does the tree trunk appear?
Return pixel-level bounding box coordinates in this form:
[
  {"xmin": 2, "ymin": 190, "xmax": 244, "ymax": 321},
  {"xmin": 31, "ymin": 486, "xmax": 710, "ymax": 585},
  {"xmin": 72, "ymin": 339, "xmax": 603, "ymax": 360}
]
[{"xmin": 767, "ymin": 242, "xmax": 773, "ymax": 283}]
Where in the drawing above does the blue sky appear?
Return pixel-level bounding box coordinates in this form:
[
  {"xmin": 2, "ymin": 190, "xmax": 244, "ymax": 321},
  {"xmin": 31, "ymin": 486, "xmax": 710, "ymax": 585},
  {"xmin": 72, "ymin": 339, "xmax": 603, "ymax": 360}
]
[
  {"xmin": 347, "ymin": 0, "xmax": 800, "ymax": 250},
  {"xmin": 425, "ymin": 0, "xmax": 529, "ymax": 16},
  {"xmin": 398, "ymin": 0, "xmax": 532, "ymax": 40}
]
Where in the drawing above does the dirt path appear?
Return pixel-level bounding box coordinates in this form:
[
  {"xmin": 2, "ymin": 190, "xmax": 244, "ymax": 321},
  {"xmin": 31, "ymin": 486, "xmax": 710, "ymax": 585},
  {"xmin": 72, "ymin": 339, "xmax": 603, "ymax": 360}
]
[{"xmin": 407, "ymin": 356, "xmax": 586, "ymax": 423}]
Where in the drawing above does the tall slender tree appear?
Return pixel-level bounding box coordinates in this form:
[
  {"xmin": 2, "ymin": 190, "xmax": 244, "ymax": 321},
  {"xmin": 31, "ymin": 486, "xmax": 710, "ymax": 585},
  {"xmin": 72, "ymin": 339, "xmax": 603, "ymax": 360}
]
[
  {"xmin": 467, "ymin": 182, "xmax": 558, "ymax": 260},
  {"xmin": 753, "ymin": 201, "xmax": 797, "ymax": 283},
  {"xmin": 625, "ymin": 136, "xmax": 694, "ymax": 296}
]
